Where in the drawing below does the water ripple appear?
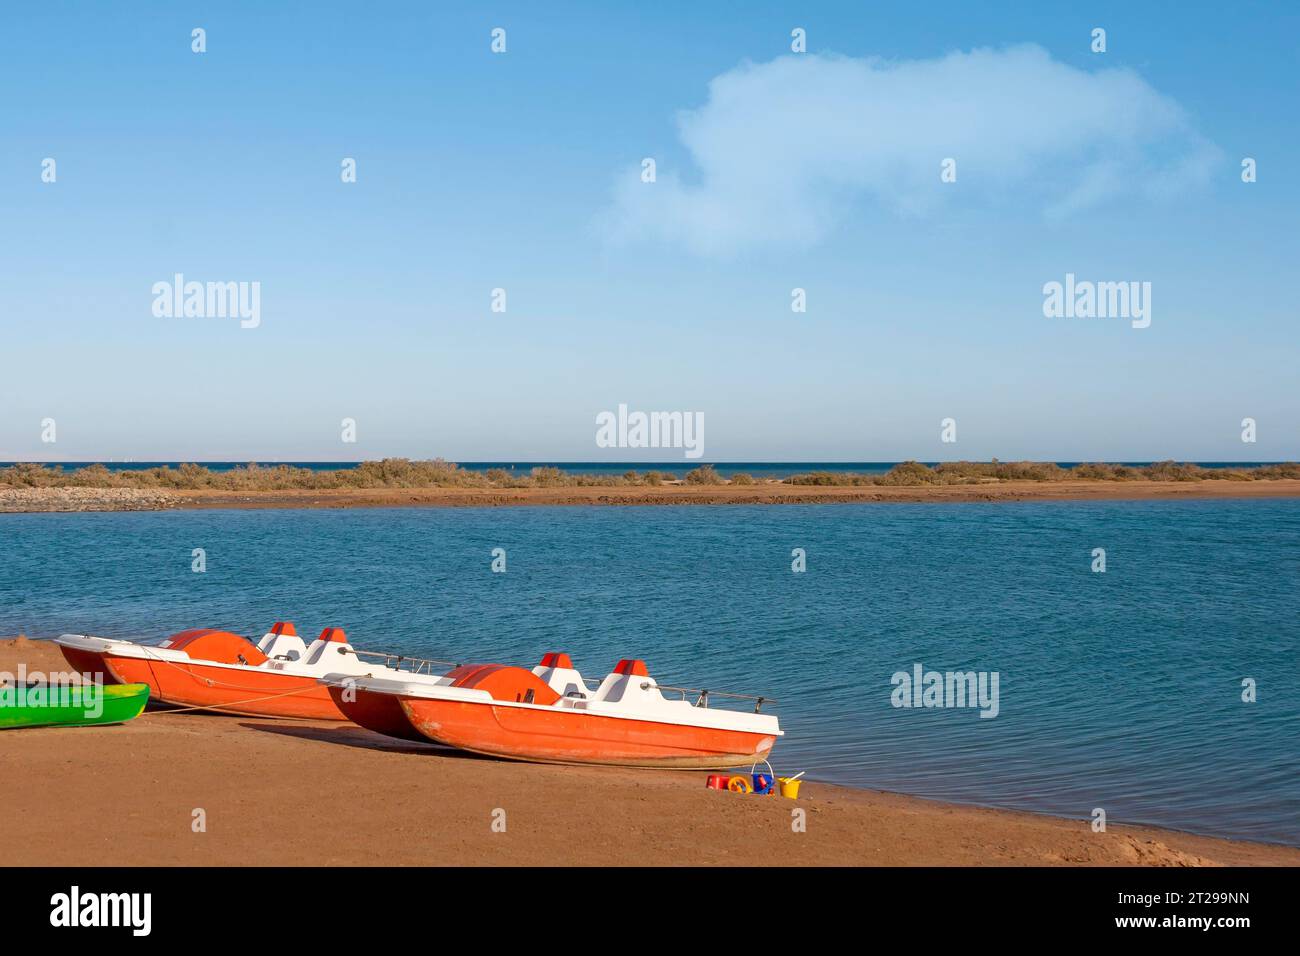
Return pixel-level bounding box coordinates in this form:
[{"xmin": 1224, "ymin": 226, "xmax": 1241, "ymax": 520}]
[{"xmin": 0, "ymin": 500, "xmax": 1296, "ymax": 844}]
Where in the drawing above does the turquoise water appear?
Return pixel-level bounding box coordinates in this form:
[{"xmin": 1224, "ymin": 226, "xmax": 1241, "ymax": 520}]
[{"xmin": 1, "ymin": 501, "xmax": 1296, "ymax": 845}]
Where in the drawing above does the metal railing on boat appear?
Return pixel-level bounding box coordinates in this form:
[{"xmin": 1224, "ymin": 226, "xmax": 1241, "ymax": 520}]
[
  {"xmin": 340, "ymin": 648, "xmax": 459, "ymax": 675},
  {"xmin": 340, "ymin": 649, "xmax": 775, "ymax": 712},
  {"xmin": 574, "ymin": 675, "xmax": 773, "ymax": 713},
  {"xmin": 646, "ymin": 683, "xmax": 774, "ymax": 713}
]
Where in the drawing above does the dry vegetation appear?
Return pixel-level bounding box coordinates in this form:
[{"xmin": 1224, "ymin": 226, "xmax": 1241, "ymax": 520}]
[
  {"xmin": 783, "ymin": 460, "xmax": 1300, "ymax": 485},
  {"xmin": 0, "ymin": 460, "xmax": 690, "ymax": 491},
  {"xmin": 1, "ymin": 458, "xmax": 1296, "ymax": 492}
]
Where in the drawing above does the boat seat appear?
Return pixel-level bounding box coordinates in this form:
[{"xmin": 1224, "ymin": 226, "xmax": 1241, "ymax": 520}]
[
  {"xmin": 302, "ymin": 627, "xmax": 353, "ymax": 666},
  {"xmin": 259, "ymin": 624, "xmax": 308, "ymax": 662},
  {"xmin": 531, "ymin": 652, "xmax": 589, "ymax": 699},
  {"xmin": 257, "ymin": 622, "xmax": 307, "ymax": 661},
  {"xmin": 591, "ymin": 659, "xmax": 663, "ymax": 704}
]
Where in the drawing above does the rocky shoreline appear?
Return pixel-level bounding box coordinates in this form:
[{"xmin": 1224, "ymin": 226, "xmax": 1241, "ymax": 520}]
[
  {"xmin": 0, "ymin": 487, "xmax": 181, "ymax": 513},
  {"xmin": 3, "ymin": 479, "xmax": 1300, "ymax": 513}
]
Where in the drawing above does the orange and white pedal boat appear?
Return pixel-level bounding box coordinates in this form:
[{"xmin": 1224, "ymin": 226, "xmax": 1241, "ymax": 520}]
[
  {"xmin": 321, "ymin": 653, "xmax": 782, "ymax": 768},
  {"xmin": 54, "ymin": 623, "xmax": 438, "ymax": 721}
]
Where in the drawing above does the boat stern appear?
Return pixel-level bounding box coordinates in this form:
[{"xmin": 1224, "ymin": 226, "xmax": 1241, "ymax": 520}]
[{"xmin": 54, "ymin": 634, "xmax": 131, "ymax": 685}]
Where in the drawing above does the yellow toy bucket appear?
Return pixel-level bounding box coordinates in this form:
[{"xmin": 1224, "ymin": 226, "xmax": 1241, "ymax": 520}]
[{"xmin": 778, "ymin": 774, "xmax": 804, "ymax": 799}]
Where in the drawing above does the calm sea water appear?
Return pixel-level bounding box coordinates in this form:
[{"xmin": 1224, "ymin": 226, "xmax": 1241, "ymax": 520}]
[{"xmin": 1, "ymin": 501, "xmax": 1296, "ymax": 845}]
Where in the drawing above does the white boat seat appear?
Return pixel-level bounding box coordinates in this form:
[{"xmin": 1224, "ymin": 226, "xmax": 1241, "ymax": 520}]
[
  {"xmin": 257, "ymin": 622, "xmax": 308, "ymax": 662},
  {"xmin": 592, "ymin": 659, "xmax": 664, "ymax": 704},
  {"xmin": 531, "ymin": 653, "xmax": 589, "ymax": 699},
  {"xmin": 303, "ymin": 627, "xmax": 353, "ymax": 666},
  {"xmin": 261, "ymin": 635, "xmax": 307, "ymax": 662}
]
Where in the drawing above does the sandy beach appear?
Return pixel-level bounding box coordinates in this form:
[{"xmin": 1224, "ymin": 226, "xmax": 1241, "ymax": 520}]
[
  {"xmin": 3, "ymin": 478, "xmax": 1300, "ymax": 513},
  {"xmin": 3, "ymin": 638, "xmax": 1296, "ymax": 867}
]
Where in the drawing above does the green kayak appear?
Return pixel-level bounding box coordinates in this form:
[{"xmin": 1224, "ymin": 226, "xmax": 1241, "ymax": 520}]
[{"xmin": 0, "ymin": 682, "xmax": 150, "ymax": 730}]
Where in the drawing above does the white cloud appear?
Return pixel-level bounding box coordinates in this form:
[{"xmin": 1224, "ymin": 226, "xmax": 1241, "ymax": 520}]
[{"xmin": 602, "ymin": 45, "xmax": 1220, "ymax": 255}]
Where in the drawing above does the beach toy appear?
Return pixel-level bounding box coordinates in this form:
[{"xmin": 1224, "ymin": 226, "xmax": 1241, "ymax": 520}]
[
  {"xmin": 706, "ymin": 773, "xmax": 730, "ymax": 790},
  {"xmin": 727, "ymin": 776, "xmax": 753, "ymax": 794},
  {"xmin": 778, "ymin": 771, "xmax": 806, "ymax": 799},
  {"xmin": 749, "ymin": 759, "xmax": 777, "ymax": 795}
]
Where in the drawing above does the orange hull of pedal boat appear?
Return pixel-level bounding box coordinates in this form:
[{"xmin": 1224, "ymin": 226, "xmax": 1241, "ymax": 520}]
[
  {"xmin": 54, "ymin": 624, "xmax": 398, "ymax": 721},
  {"xmin": 328, "ymin": 654, "xmax": 782, "ymax": 769}
]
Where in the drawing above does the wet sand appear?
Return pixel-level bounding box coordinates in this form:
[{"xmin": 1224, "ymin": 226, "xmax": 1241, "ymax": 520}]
[
  {"xmin": 5, "ymin": 479, "xmax": 1300, "ymax": 513},
  {"xmin": 2, "ymin": 638, "xmax": 1296, "ymax": 867}
]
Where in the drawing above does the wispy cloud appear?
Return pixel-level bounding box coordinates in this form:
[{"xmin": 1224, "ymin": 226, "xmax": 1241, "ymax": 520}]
[{"xmin": 602, "ymin": 45, "xmax": 1220, "ymax": 255}]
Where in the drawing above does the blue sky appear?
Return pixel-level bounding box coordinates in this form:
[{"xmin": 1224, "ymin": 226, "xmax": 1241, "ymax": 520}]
[{"xmin": 1, "ymin": 1, "xmax": 1296, "ymax": 462}]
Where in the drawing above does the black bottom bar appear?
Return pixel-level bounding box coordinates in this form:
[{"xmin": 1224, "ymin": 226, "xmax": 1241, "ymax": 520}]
[{"xmin": 0, "ymin": 865, "xmax": 1289, "ymax": 940}]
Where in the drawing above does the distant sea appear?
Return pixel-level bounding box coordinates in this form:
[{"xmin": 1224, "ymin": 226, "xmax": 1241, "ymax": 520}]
[
  {"xmin": 2, "ymin": 461, "xmax": 1286, "ymax": 479},
  {"xmin": 2, "ymin": 499, "xmax": 1297, "ymax": 845}
]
